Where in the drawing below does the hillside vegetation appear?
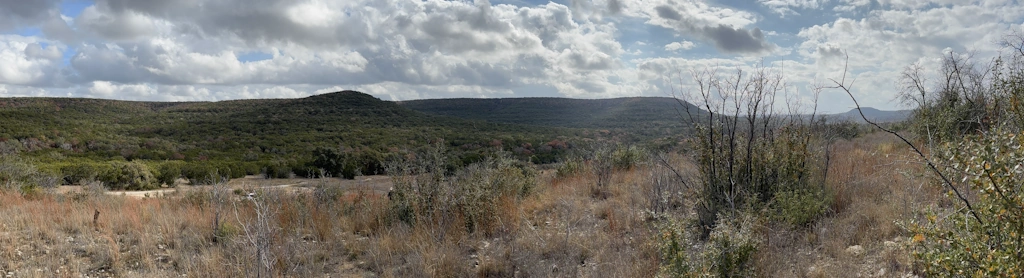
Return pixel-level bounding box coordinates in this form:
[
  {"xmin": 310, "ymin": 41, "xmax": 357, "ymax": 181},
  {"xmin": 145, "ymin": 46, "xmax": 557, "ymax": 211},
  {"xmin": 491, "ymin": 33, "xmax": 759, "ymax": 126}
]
[
  {"xmin": 400, "ymin": 97, "xmax": 905, "ymax": 145},
  {"xmin": 401, "ymin": 97, "xmax": 702, "ymax": 147},
  {"xmin": 400, "ymin": 96, "xmax": 696, "ymax": 130},
  {"xmin": 0, "ymin": 91, "xmax": 589, "ymax": 188}
]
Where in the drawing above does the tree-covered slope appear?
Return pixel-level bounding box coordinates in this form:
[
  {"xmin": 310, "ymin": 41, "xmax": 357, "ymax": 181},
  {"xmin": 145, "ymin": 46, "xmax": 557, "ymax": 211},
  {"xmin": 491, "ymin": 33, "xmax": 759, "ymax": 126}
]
[
  {"xmin": 398, "ymin": 97, "xmax": 706, "ymax": 144},
  {"xmin": 399, "ymin": 97, "xmax": 699, "ymax": 129},
  {"xmin": 0, "ymin": 91, "xmax": 585, "ymax": 173}
]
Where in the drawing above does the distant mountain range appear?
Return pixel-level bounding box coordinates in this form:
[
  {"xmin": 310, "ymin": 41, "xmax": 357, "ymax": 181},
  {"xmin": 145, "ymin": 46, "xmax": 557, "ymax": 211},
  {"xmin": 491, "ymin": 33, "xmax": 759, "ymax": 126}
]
[
  {"xmin": 400, "ymin": 97, "xmax": 911, "ymax": 128},
  {"xmin": 830, "ymin": 107, "xmax": 912, "ymax": 123},
  {"xmin": 0, "ymin": 91, "xmax": 912, "ymax": 167},
  {"xmin": 399, "ymin": 97, "xmax": 701, "ymax": 129}
]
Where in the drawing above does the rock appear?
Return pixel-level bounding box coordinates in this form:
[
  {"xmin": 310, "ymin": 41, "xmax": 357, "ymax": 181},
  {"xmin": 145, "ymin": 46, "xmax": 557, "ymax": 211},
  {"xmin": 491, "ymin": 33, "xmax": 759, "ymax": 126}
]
[
  {"xmin": 846, "ymin": 245, "xmax": 865, "ymax": 257},
  {"xmin": 883, "ymin": 240, "xmax": 898, "ymax": 250}
]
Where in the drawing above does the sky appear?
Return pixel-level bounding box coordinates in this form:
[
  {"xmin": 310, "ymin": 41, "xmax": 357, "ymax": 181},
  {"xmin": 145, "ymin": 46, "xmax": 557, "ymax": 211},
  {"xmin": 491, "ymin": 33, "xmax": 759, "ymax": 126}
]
[{"xmin": 0, "ymin": 0, "xmax": 1022, "ymax": 113}]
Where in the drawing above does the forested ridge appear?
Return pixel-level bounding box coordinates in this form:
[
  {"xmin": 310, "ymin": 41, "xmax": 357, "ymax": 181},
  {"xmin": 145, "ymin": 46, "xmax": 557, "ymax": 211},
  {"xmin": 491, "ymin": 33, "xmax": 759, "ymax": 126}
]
[{"xmin": 0, "ymin": 90, "xmax": 588, "ymax": 188}]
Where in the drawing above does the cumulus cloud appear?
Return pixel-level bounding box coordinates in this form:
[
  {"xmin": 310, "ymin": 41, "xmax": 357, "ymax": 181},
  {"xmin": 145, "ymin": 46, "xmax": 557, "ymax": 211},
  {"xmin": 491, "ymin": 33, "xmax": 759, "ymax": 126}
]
[
  {"xmin": 0, "ymin": 0, "xmax": 637, "ymax": 100},
  {"xmin": 77, "ymin": 4, "xmax": 162, "ymax": 41},
  {"xmin": 0, "ymin": 0, "xmax": 1022, "ymax": 113},
  {"xmin": 0, "ymin": 0, "xmax": 60, "ymax": 30},
  {"xmin": 790, "ymin": 2, "xmax": 1024, "ymax": 110},
  {"xmin": 607, "ymin": 0, "xmax": 623, "ymax": 14},
  {"xmin": 638, "ymin": 0, "xmax": 776, "ymax": 54},
  {"xmin": 758, "ymin": 0, "xmax": 825, "ymax": 16},
  {"xmin": 665, "ymin": 41, "xmax": 695, "ymax": 51},
  {"xmin": 0, "ymin": 35, "xmax": 65, "ymax": 86}
]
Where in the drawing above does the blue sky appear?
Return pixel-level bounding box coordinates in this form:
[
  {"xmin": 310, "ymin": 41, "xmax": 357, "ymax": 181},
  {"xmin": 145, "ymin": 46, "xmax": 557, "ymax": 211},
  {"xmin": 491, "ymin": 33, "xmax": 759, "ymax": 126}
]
[{"xmin": 0, "ymin": 0, "xmax": 1022, "ymax": 113}]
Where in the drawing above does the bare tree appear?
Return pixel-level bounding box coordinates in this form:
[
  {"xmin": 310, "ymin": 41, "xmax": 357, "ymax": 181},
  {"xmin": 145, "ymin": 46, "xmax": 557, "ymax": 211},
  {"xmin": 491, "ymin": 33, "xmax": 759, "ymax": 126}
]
[
  {"xmin": 669, "ymin": 62, "xmax": 828, "ymax": 234},
  {"xmin": 235, "ymin": 189, "xmax": 280, "ymax": 277}
]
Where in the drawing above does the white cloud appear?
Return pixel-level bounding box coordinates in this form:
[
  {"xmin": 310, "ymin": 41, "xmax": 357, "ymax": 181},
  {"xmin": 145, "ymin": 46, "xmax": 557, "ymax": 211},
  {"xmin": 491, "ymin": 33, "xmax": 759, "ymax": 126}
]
[
  {"xmin": 0, "ymin": 35, "xmax": 64, "ymax": 86},
  {"xmin": 0, "ymin": 0, "xmax": 60, "ymax": 31},
  {"xmin": 793, "ymin": 2, "xmax": 1024, "ymax": 110},
  {"xmin": 77, "ymin": 4, "xmax": 162, "ymax": 41},
  {"xmin": 758, "ymin": 0, "xmax": 826, "ymax": 17},
  {"xmin": 665, "ymin": 41, "xmax": 695, "ymax": 51},
  {"xmin": 633, "ymin": 0, "xmax": 776, "ymax": 54},
  {"xmin": 0, "ymin": 0, "xmax": 1021, "ymax": 113}
]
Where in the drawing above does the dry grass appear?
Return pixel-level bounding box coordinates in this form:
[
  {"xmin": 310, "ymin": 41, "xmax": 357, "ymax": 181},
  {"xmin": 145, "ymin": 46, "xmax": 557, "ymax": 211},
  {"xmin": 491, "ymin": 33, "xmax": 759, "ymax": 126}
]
[
  {"xmin": 755, "ymin": 132, "xmax": 941, "ymax": 277},
  {"xmin": 0, "ymin": 132, "xmax": 943, "ymax": 277}
]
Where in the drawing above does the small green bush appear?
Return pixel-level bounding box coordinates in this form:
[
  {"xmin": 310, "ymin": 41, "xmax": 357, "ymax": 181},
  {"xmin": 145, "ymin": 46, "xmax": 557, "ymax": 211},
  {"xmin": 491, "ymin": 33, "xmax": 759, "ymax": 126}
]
[
  {"xmin": 1, "ymin": 154, "xmax": 40, "ymax": 190},
  {"xmin": 387, "ymin": 148, "xmax": 537, "ymax": 235},
  {"xmin": 60, "ymin": 163, "xmax": 102, "ymax": 185},
  {"xmin": 612, "ymin": 145, "xmax": 645, "ymax": 170},
  {"xmin": 98, "ymin": 161, "xmax": 157, "ymax": 190},
  {"xmin": 657, "ymin": 213, "xmax": 761, "ymax": 277},
  {"xmin": 263, "ymin": 162, "xmax": 292, "ymax": 179},
  {"xmin": 156, "ymin": 161, "xmax": 185, "ymax": 187},
  {"xmin": 214, "ymin": 222, "xmax": 239, "ymax": 241},
  {"xmin": 772, "ymin": 187, "xmax": 830, "ymax": 227},
  {"xmin": 555, "ymin": 156, "xmax": 585, "ymax": 179},
  {"xmin": 183, "ymin": 163, "xmax": 217, "ymax": 185}
]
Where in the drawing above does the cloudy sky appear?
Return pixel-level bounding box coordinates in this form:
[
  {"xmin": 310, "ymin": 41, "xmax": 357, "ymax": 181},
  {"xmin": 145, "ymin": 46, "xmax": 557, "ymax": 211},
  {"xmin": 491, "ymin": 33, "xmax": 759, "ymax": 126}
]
[{"xmin": 0, "ymin": 0, "xmax": 1021, "ymax": 113}]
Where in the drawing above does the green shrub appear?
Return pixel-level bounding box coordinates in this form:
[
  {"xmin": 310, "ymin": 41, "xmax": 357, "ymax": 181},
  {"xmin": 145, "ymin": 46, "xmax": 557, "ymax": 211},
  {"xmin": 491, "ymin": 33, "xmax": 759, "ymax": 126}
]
[
  {"xmin": 612, "ymin": 145, "xmax": 645, "ymax": 170},
  {"xmin": 910, "ymin": 129, "xmax": 1024, "ymax": 275},
  {"xmin": 98, "ymin": 160, "xmax": 157, "ymax": 190},
  {"xmin": 772, "ymin": 187, "xmax": 830, "ymax": 227},
  {"xmin": 387, "ymin": 146, "xmax": 536, "ymax": 235},
  {"xmin": 263, "ymin": 161, "xmax": 292, "ymax": 179},
  {"xmin": 60, "ymin": 163, "xmax": 102, "ymax": 185},
  {"xmin": 225, "ymin": 163, "xmax": 246, "ymax": 179},
  {"xmin": 692, "ymin": 123, "xmax": 828, "ymax": 236},
  {"xmin": 309, "ymin": 147, "xmax": 353, "ymax": 178},
  {"xmin": 19, "ymin": 184, "xmax": 44, "ymax": 200},
  {"xmin": 657, "ymin": 213, "xmax": 761, "ymax": 277},
  {"xmin": 555, "ymin": 156, "xmax": 585, "ymax": 179},
  {"xmin": 291, "ymin": 164, "xmax": 317, "ymax": 178},
  {"xmin": 1, "ymin": 154, "xmax": 38, "ymax": 190},
  {"xmin": 156, "ymin": 161, "xmax": 185, "ymax": 187},
  {"xmin": 240, "ymin": 162, "xmax": 262, "ymax": 176},
  {"xmin": 183, "ymin": 163, "xmax": 224, "ymax": 185},
  {"xmin": 214, "ymin": 222, "xmax": 239, "ymax": 241}
]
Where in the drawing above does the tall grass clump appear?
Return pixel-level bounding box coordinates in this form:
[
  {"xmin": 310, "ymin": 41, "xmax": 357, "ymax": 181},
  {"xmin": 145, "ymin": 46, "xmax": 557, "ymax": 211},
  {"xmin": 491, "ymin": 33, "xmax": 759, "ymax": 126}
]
[
  {"xmin": 386, "ymin": 142, "xmax": 537, "ymax": 235},
  {"xmin": 557, "ymin": 142, "xmax": 646, "ymax": 198}
]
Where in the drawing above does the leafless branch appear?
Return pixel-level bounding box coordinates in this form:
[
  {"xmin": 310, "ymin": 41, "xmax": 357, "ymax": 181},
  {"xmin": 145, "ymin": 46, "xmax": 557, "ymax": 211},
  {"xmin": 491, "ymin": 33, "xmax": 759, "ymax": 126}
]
[{"xmin": 827, "ymin": 53, "xmax": 983, "ymax": 225}]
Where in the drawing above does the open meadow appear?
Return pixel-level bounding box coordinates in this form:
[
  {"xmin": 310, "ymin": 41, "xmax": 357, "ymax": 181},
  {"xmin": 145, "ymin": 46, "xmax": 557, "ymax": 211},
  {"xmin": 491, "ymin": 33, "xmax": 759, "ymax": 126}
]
[{"xmin": 1, "ymin": 132, "xmax": 941, "ymax": 277}]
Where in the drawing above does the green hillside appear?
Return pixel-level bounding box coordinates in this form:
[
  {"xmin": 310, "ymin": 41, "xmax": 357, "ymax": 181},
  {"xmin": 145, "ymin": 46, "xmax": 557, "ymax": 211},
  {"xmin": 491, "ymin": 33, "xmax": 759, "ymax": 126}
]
[
  {"xmin": 0, "ymin": 91, "xmax": 591, "ymax": 188},
  {"xmin": 399, "ymin": 97, "xmax": 701, "ymax": 141}
]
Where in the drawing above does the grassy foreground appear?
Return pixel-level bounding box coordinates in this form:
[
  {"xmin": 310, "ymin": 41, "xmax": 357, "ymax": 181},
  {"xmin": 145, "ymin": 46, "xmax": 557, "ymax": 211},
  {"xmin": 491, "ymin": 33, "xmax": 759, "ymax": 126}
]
[{"xmin": 0, "ymin": 132, "xmax": 940, "ymax": 277}]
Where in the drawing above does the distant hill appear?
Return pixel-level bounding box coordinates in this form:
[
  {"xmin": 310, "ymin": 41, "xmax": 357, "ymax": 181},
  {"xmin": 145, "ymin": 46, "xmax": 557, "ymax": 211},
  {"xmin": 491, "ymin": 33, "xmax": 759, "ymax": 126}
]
[
  {"xmin": 830, "ymin": 107, "xmax": 911, "ymax": 123},
  {"xmin": 398, "ymin": 97, "xmax": 705, "ymax": 142},
  {"xmin": 0, "ymin": 91, "xmax": 582, "ymax": 166},
  {"xmin": 399, "ymin": 97, "xmax": 917, "ymax": 144},
  {"xmin": 1, "ymin": 91, "xmax": 911, "ymax": 179}
]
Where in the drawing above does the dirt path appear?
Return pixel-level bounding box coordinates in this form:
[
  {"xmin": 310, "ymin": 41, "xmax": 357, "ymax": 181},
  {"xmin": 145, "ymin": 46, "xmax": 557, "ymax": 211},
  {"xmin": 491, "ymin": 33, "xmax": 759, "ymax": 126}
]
[
  {"xmin": 101, "ymin": 181, "xmax": 310, "ymax": 199},
  {"xmin": 58, "ymin": 175, "xmax": 394, "ymax": 199},
  {"xmin": 105, "ymin": 188, "xmax": 178, "ymax": 198}
]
